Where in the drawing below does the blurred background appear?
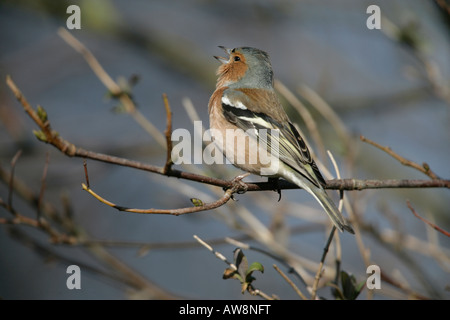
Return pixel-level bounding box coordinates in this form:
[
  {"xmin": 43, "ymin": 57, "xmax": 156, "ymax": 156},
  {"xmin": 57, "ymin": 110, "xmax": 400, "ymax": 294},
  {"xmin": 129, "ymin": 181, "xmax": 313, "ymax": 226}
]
[{"xmin": 0, "ymin": 0, "xmax": 449, "ymax": 299}]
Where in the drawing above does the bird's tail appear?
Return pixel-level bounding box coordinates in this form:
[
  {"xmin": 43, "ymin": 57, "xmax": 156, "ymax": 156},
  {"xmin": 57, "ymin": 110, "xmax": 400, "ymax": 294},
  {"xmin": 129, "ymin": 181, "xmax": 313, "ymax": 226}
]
[
  {"xmin": 277, "ymin": 164, "xmax": 354, "ymax": 233},
  {"xmin": 309, "ymin": 187, "xmax": 354, "ymax": 234}
]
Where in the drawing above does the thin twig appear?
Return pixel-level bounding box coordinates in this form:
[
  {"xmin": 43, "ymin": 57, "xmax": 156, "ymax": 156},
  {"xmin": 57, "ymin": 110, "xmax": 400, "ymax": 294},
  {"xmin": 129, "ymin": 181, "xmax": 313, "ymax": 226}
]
[
  {"xmin": 194, "ymin": 235, "xmax": 237, "ymax": 271},
  {"xmin": 0, "ymin": 198, "xmax": 77, "ymax": 245},
  {"xmin": 327, "ymin": 150, "xmax": 344, "ymax": 210},
  {"xmin": 57, "ymin": 28, "xmax": 166, "ymax": 147},
  {"xmin": 246, "ymin": 286, "xmax": 277, "ymax": 300},
  {"xmin": 435, "ymin": 0, "xmax": 450, "ymax": 16},
  {"xmin": 273, "ymin": 264, "xmax": 308, "ymax": 300},
  {"xmin": 360, "ymin": 135, "xmax": 440, "ymax": 179},
  {"xmin": 299, "ymin": 85, "xmax": 351, "ymax": 152},
  {"xmin": 83, "ymin": 159, "xmax": 90, "ymax": 188},
  {"xmin": 81, "ymin": 173, "xmax": 248, "ymax": 215},
  {"xmin": 326, "ymin": 150, "xmax": 344, "ymax": 286},
  {"xmin": 37, "ymin": 152, "xmax": 50, "ymax": 222},
  {"xmin": 310, "ymin": 226, "xmax": 337, "ymax": 300},
  {"xmin": 8, "ymin": 150, "xmax": 22, "ymax": 214},
  {"xmin": 407, "ymin": 200, "xmax": 450, "ymax": 237},
  {"xmin": 0, "ymin": 170, "xmax": 175, "ymax": 299},
  {"xmin": 57, "ymin": 29, "xmax": 120, "ymax": 93},
  {"xmin": 162, "ymin": 93, "xmax": 173, "ymax": 174},
  {"xmin": 225, "ymin": 237, "xmax": 307, "ymax": 286},
  {"xmin": 194, "ymin": 235, "xmax": 276, "ymax": 300}
]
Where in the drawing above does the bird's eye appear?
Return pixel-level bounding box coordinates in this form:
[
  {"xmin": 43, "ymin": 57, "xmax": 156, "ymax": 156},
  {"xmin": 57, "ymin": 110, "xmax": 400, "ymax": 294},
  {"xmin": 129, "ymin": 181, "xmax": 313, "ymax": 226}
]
[{"xmin": 234, "ymin": 56, "xmax": 241, "ymax": 61}]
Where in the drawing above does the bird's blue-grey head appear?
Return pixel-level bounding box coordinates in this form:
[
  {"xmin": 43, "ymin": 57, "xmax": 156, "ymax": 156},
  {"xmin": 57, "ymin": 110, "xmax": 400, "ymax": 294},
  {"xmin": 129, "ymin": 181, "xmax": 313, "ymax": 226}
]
[
  {"xmin": 215, "ymin": 46, "xmax": 274, "ymax": 89},
  {"xmin": 236, "ymin": 47, "xmax": 273, "ymax": 89}
]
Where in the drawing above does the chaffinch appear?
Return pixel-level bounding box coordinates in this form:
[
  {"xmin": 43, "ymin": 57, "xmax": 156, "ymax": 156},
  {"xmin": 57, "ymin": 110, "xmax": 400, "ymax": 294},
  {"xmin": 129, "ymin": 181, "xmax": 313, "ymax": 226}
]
[{"xmin": 208, "ymin": 46, "xmax": 354, "ymax": 234}]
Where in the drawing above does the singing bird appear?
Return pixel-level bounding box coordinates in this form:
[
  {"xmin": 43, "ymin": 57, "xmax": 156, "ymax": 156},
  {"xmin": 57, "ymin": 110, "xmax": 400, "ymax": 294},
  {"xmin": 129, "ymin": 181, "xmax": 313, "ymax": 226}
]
[{"xmin": 208, "ymin": 46, "xmax": 354, "ymax": 234}]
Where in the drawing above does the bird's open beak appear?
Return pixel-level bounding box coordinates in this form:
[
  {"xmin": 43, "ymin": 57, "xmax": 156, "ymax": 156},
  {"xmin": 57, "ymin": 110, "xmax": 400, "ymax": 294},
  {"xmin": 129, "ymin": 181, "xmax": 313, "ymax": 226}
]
[{"xmin": 214, "ymin": 46, "xmax": 232, "ymax": 64}]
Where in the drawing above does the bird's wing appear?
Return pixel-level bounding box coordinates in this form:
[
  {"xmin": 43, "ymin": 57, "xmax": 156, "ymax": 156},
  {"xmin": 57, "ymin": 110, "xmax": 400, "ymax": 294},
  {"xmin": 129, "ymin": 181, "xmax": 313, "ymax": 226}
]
[{"xmin": 221, "ymin": 88, "xmax": 326, "ymax": 188}]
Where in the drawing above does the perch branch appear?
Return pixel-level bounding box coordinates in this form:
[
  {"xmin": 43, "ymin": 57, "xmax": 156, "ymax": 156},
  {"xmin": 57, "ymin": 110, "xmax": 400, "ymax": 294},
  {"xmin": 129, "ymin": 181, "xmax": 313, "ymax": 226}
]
[{"xmin": 6, "ymin": 74, "xmax": 450, "ymax": 192}]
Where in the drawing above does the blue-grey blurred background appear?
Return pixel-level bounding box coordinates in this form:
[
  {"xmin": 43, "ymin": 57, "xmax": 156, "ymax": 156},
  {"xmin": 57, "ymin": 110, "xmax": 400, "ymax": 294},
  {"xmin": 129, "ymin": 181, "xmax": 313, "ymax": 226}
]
[{"xmin": 0, "ymin": 0, "xmax": 449, "ymax": 299}]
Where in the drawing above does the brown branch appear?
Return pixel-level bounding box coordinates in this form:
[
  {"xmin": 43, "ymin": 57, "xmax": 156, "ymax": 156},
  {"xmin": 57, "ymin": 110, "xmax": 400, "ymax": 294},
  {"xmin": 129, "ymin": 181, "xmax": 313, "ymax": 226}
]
[
  {"xmin": 324, "ymin": 178, "xmax": 449, "ymax": 190},
  {"xmin": 0, "ymin": 198, "xmax": 77, "ymax": 245},
  {"xmin": 81, "ymin": 182, "xmax": 236, "ymax": 215},
  {"xmin": 6, "ymin": 75, "xmax": 77, "ymax": 155},
  {"xmin": 194, "ymin": 235, "xmax": 276, "ymax": 300},
  {"xmin": 57, "ymin": 28, "xmax": 166, "ymax": 147},
  {"xmin": 311, "ymin": 226, "xmax": 337, "ymax": 300},
  {"xmin": 83, "ymin": 159, "xmax": 90, "ymax": 188},
  {"xmin": 273, "ymin": 264, "xmax": 308, "ymax": 300},
  {"xmin": 0, "ymin": 160, "xmax": 178, "ymax": 298},
  {"xmin": 57, "ymin": 29, "xmax": 121, "ymax": 94},
  {"xmin": 379, "ymin": 269, "xmax": 430, "ymax": 300},
  {"xmin": 37, "ymin": 152, "xmax": 50, "ymax": 221},
  {"xmin": 1, "ymin": 152, "xmax": 75, "ymax": 244},
  {"xmin": 407, "ymin": 200, "xmax": 450, "ymax": 237},
  {"xmin": 81, "ymin": 173, "xmax": 249, "ymax": 215},
  {"xmin": 435, "ymin": 0, "xmax": 450, "ymax": 16},
  {"xmin": 162, "ymin": 93, "xmax": 173, "ymax": 174},
  {"xmin": 6, "ymin": 76, "xmax": 450, "ymax": 205},
  {"xmin": 360, "ymin": 135, "xmax": 440, "ymax": 179},
  {"xmin": 8, "ymin": 149, "xmax": 22, "ymax": 214},
  {"xmin": 80, "ymin": 158, "xmax": 239, "ymax": 215}
]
